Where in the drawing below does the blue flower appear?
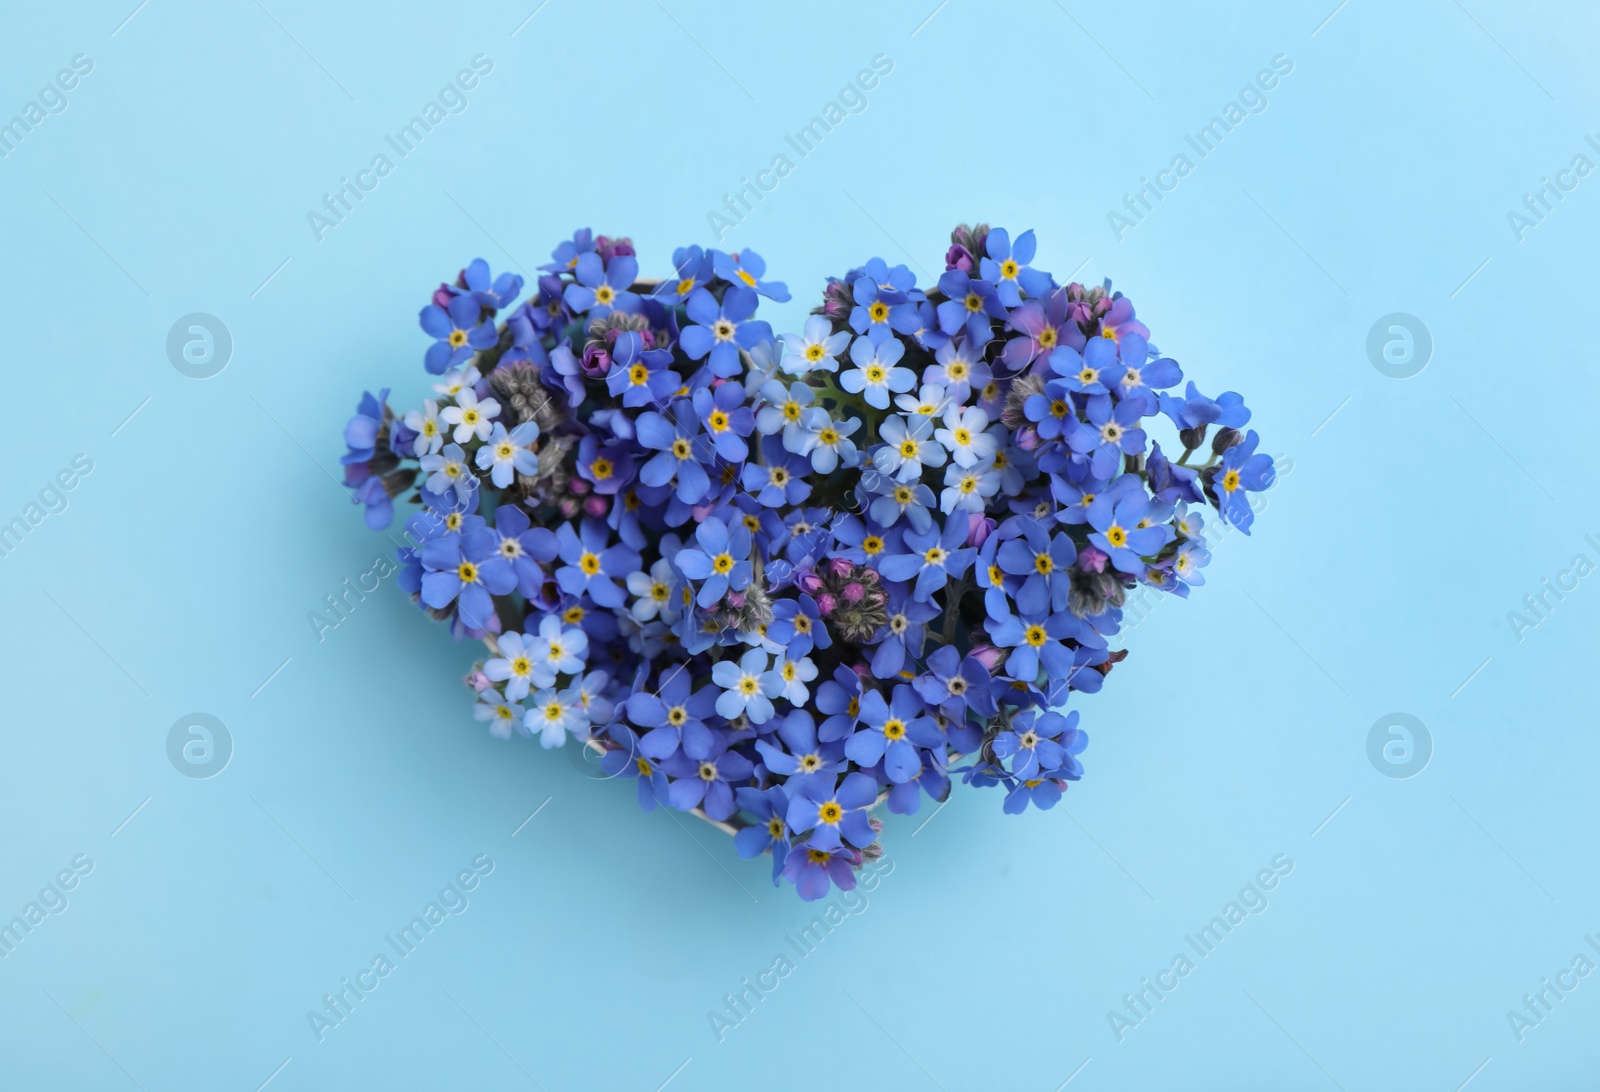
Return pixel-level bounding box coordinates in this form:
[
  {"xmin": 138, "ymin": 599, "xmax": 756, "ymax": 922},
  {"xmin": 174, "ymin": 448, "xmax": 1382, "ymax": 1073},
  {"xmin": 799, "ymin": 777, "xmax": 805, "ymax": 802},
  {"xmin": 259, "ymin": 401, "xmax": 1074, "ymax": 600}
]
[
  {"xmin": 674, "ymin": 517, "xmax": 753, "ymax": 606},
  {"xmin": 693, "ymin": 381, "xmax": 755, "ymax": 462},
  {"xmin": 628, "ymin": 664, "xmax": 721, "ymax": 760},
  {"xmin": 979, "ymin": 227, "xmax": 1049, "ymax": 306},
  {"xmin": 636, "ymin": 401, "xmax": 712, "ymax": 504},
  {"xmin": 781, "ymin": 844, "xmax": 858, "ymax": 902},
  {"xmin": 1087, "ymin": 492, "xmax": 1172, "ymax": 573},
  {"xmin": 866, "ymin": 474, "xmax": 936, "ymax": 533},
  {"xmin": 554, "ymin": 520, "xmax": 639, "ymax": 609},
  {"xmin": 1069, "ymin": 394, "xmax": 1146, "ymax": 480},
  {"xmin": 742, "ymin": 436, "xmax": 812, "ymax": 508},
  {"xmin": 733, "ymin": 785, "xmax": 792, "ymax": 882},
  {"xmin": 815, "ymin": 666, "xmax": 865, "ymax": 742},
  {"xmin": 474, "ymin": 421, "xmax": 539, "ymax": 488},
  {"xmin": 563, "ymin": 251, "xmax": 640, "ymax": 317},
  {"xmin": 420, "ymin": 293, "xmax": 496, "ymax": 374},
  {"xmin": 846, "ymin": 686, "xmax": 943, "ymax": 783},
  {"xmin": 1159, "ymin": 380, "xmax": 1251, "ymax": 430},
  {"xmin": 767, "ymin": 593, "xmax": 831, "ymax": 657},
  {"xmin": 419, "ymin": 524, "xmax": 516, "ymax": 630},
  {"xmin": 926, "ymin": 338, "xmax": 990, "ymax": 404},
  {"xmin": 460, "ymin": 257, "xmax": 523, "ymax": 310},
  {"xmin": 879, "ymin": 516, "xmax": 974, "ymax": 602},
  {"xmin": 755, "ymin": 710, "xmax": 846, "ymax": 788},
  {"xmin": 796, "ymin": 408, "xmax": 862, "ymax": 473},
  {"xmin": 996, "ymin": 516, "xmax": 1077, "ymax": 614},
  {"xmin": 604, "ymin": 331, "xmax": 679, "ymax": 407},
  {"xmin": 542, "ymin": 227, "xmax": 596, "ymax": 272},
  {"xmin": 713, "ymin": 248, "xmax": 789, "ymax": 301},
  {"xmin": 990, "ymin": 611, "xmax": 1077, "ymax": 681},
  {"xmin": 600, "ymin": 724, "xmax": 669, "ymax": 813},
  {"xmin": 755, "ymin": 379, "xmax": 815, "ymax": 441},
  {"xmin": 711, "ymin": 647, "xmax": 781, "ymax": 724},
  {"xmin": 663, "ymin": 739, "xmax": 754, "ymax": 821},
  {"xmin": 935, "ymin": 268, "xmax": 1006, "ymax": 343},
  {"xmin": 993, "ymin": 707, "xmax": 1082, "ymax": 780},
  {"xmin": 1212, "ymin": 429, "xmax": 1274, "ymax": 533},
  {"xmin": 912, "ymin": 643, "xmax": 998, "ymax": 720},
  {"xmin": 679, "ymin": 286, "xmax": 770, "ymax": 378},
  {"xmin": 785, "ymin": 771, "xmax": 878, "ymax": 850},
  {"xmin": 868, "ymin": 586, "xmax": 940, "ymax": 676}
]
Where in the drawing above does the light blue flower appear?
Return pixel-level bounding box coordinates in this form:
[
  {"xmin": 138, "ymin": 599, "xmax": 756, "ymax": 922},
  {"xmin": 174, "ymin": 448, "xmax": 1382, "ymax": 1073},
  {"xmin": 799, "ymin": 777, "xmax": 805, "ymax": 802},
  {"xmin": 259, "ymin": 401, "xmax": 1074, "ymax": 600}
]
[
  {"xmin": 711, "ymin": 647, "xmax": 781, "ymax": 724},
  {"xmin": 780, "ymin": 315, "xmax": 851, "ymax": 373}
]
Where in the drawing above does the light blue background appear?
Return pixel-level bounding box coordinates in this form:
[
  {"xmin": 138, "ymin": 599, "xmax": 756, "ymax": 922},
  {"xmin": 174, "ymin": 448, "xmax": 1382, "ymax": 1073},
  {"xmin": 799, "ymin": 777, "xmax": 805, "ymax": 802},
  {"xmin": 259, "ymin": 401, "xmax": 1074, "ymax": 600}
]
[{"xmin": 2, "ymin": 1, "xmax": 1597, "ymax": 1088}]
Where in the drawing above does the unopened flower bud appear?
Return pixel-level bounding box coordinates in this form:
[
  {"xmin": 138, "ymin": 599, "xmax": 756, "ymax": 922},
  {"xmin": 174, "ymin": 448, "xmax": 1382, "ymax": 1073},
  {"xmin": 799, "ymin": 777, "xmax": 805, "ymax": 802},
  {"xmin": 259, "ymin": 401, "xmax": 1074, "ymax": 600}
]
[
  {"xmin": 1078, "ymin": 546, "xmax": 1109, "ymax": 574},
  {"xmin": 842, "ymin": 582, "xmax": 866, "ymax": 604},
  {"xmin": 966, "ymin": 514, "xmax": 996, "ymax": 548},
  {"xmin": 969, "ymin": 644, "xmax": 1003, "ymax": 671},
  {"xmin": 816, "ymin": 593, "xmax": 837, "ymax": 615},
  {"xmin": 1178, "ymin": 425, "xmax": 1207, "ymax": 452},
  {"xmin": 828, "ymin": 557, "xmax": 854, "ymax": 578},
  {"xmin": 1210, "ymin": 427, "xmax": 1242, "ymax": 455}
]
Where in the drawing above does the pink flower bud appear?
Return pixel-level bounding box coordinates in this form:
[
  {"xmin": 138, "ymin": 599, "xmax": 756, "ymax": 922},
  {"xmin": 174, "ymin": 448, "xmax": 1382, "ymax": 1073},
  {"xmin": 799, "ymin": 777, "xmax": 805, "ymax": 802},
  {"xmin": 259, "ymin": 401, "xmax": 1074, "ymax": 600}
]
[
  {"xmin": 816, "ymin": 593, "xmax": 837, "ymax": 615},
  {"xmin": 969, "ymin": 644, "xmax": 1003, "ymax": 671},
  {"xmin": 1016, "ymin": 427, "xmax": 1040, "ymax": 451},
  {"xmin": 843, "ymin": 582, "xmax": 866, "ymax": 604},
  {"xmin": 570, "ymin": 478, "xmax": 591, "ymax": 496},
  {"xmin": 966, "ymin": 514, "xmax": 996, "ymax": 548},
  {"xmin": 1079, "ymin": 545, "xmax": 1109, "ymax": 573},
  {"xmin": 465, "ymin": 669, "xmax": 491, "ymax": 692},
  {"xmin": 828, "ymin": 557, "xmax": 854, "ymax": 578},
  {"xmin": 727, "ymin": 591, "xmax": 746, "ymax": 608},
  {"xmin": 582, "ymin": 495, "xmax": 607, "ymax": 518},
  {"xmin": 796, "ymin": 570, "xmax": 823, "ymax": 594},
  {"xmin": 434, "ymin": 285, "xmax": 455, "ymax": 309}
]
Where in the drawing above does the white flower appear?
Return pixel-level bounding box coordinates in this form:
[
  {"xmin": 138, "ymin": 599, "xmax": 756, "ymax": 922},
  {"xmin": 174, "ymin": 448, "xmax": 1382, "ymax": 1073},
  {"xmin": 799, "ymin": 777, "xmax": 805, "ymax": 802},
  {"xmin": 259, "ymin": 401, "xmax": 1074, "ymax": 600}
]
[
  {"xmin": 936, "ymin": 405, "xmax": 998, "ymax": 468},
  {"xmin": 404, "ymin": 399, "xmax": 444, "ymax": 457},
  {"xmin": 894, "ymin": 382, "xmax": 951, "ymax": 419},
  {"xmin": 484, "ymin": 631, "xmax": 544, "ymax": 700},
  {"xmin": 433, "ymin": 364, "xmax": 481, "ymax": 399},
  {"xmin": 441, "ymin": 387, "xmax": 501, "ymax": 443}
]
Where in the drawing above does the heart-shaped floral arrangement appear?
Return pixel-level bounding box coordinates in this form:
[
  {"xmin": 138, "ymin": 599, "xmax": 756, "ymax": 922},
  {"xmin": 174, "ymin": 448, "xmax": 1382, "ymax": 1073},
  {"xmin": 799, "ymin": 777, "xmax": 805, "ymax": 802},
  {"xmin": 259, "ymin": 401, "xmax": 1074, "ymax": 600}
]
[{"xmin": 340, "ymin": 224, "xmax": 1274, "ymax": 900}]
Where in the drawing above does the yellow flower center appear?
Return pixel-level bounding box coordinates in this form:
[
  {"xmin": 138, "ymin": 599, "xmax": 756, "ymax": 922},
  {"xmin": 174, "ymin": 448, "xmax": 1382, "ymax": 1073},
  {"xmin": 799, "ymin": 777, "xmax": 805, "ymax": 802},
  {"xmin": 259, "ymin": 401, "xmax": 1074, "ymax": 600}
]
[
  {"xmin": 594, "ymin": 285, "xmax": 615, "ymax": 305},
  {"xmin": 819, "ymin": 802, "xmax": 843, "ymax": 823},
  {"xmin": 1000, "ymin": 259, "xmax": 1019, "ymax": 279},
  {"xmin": 448, "ymin": 329, "xmax": 468, "ymax": 347},
  {"xmin": 579, "ymin": 552, "xmax": 602, "ymax": 575},
  {"xmin": 883, "ymin": 719, "xmax": 906, "ymax": 740},
  {"xmin": 1035, "ymin": 554, "xmax": 1053, "ymax": 574},
  {"xmin": 591, "ymin": 458, "xmax": 613, "ymax": 480},
  {"xmin": 1222, "ymin": 470, "xmax": 1241, "ymax": 493},
  {"xmin": 805, "ymin": 343, "xmax": 825, "ymax": 361},
  {"xmin": 713, "ymin": 553, "xmax": 735, "ymax": 574},
  {"xmin": 457, "ymin": 561, "xmax": 479, "ymax": 583},
  {"xmin": 1024, "ymin": 625, "xmax": 1047, "ymax": 647},
  {"xmin": 862, "ymin": 536, "xmax": 883, "ymax": 555},
  {"xmin": 1106, "ymin": 525, "xmax": 1127, "ymax": 548},
  {"xmin": 869, "ymin": 301, "xmax": 889, "ymax": 322},
  {"xmin": 671, "ymin": 438, "xmax": 692, "ymax": 460}
]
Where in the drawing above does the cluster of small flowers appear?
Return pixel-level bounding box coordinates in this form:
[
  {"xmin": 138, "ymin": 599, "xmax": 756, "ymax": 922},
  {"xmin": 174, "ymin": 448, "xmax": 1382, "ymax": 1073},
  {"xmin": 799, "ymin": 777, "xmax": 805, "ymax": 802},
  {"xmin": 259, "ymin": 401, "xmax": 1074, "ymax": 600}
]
[{"xmin": 340, "ymin": 224, "xmax": 1274, "ymax": 900}]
